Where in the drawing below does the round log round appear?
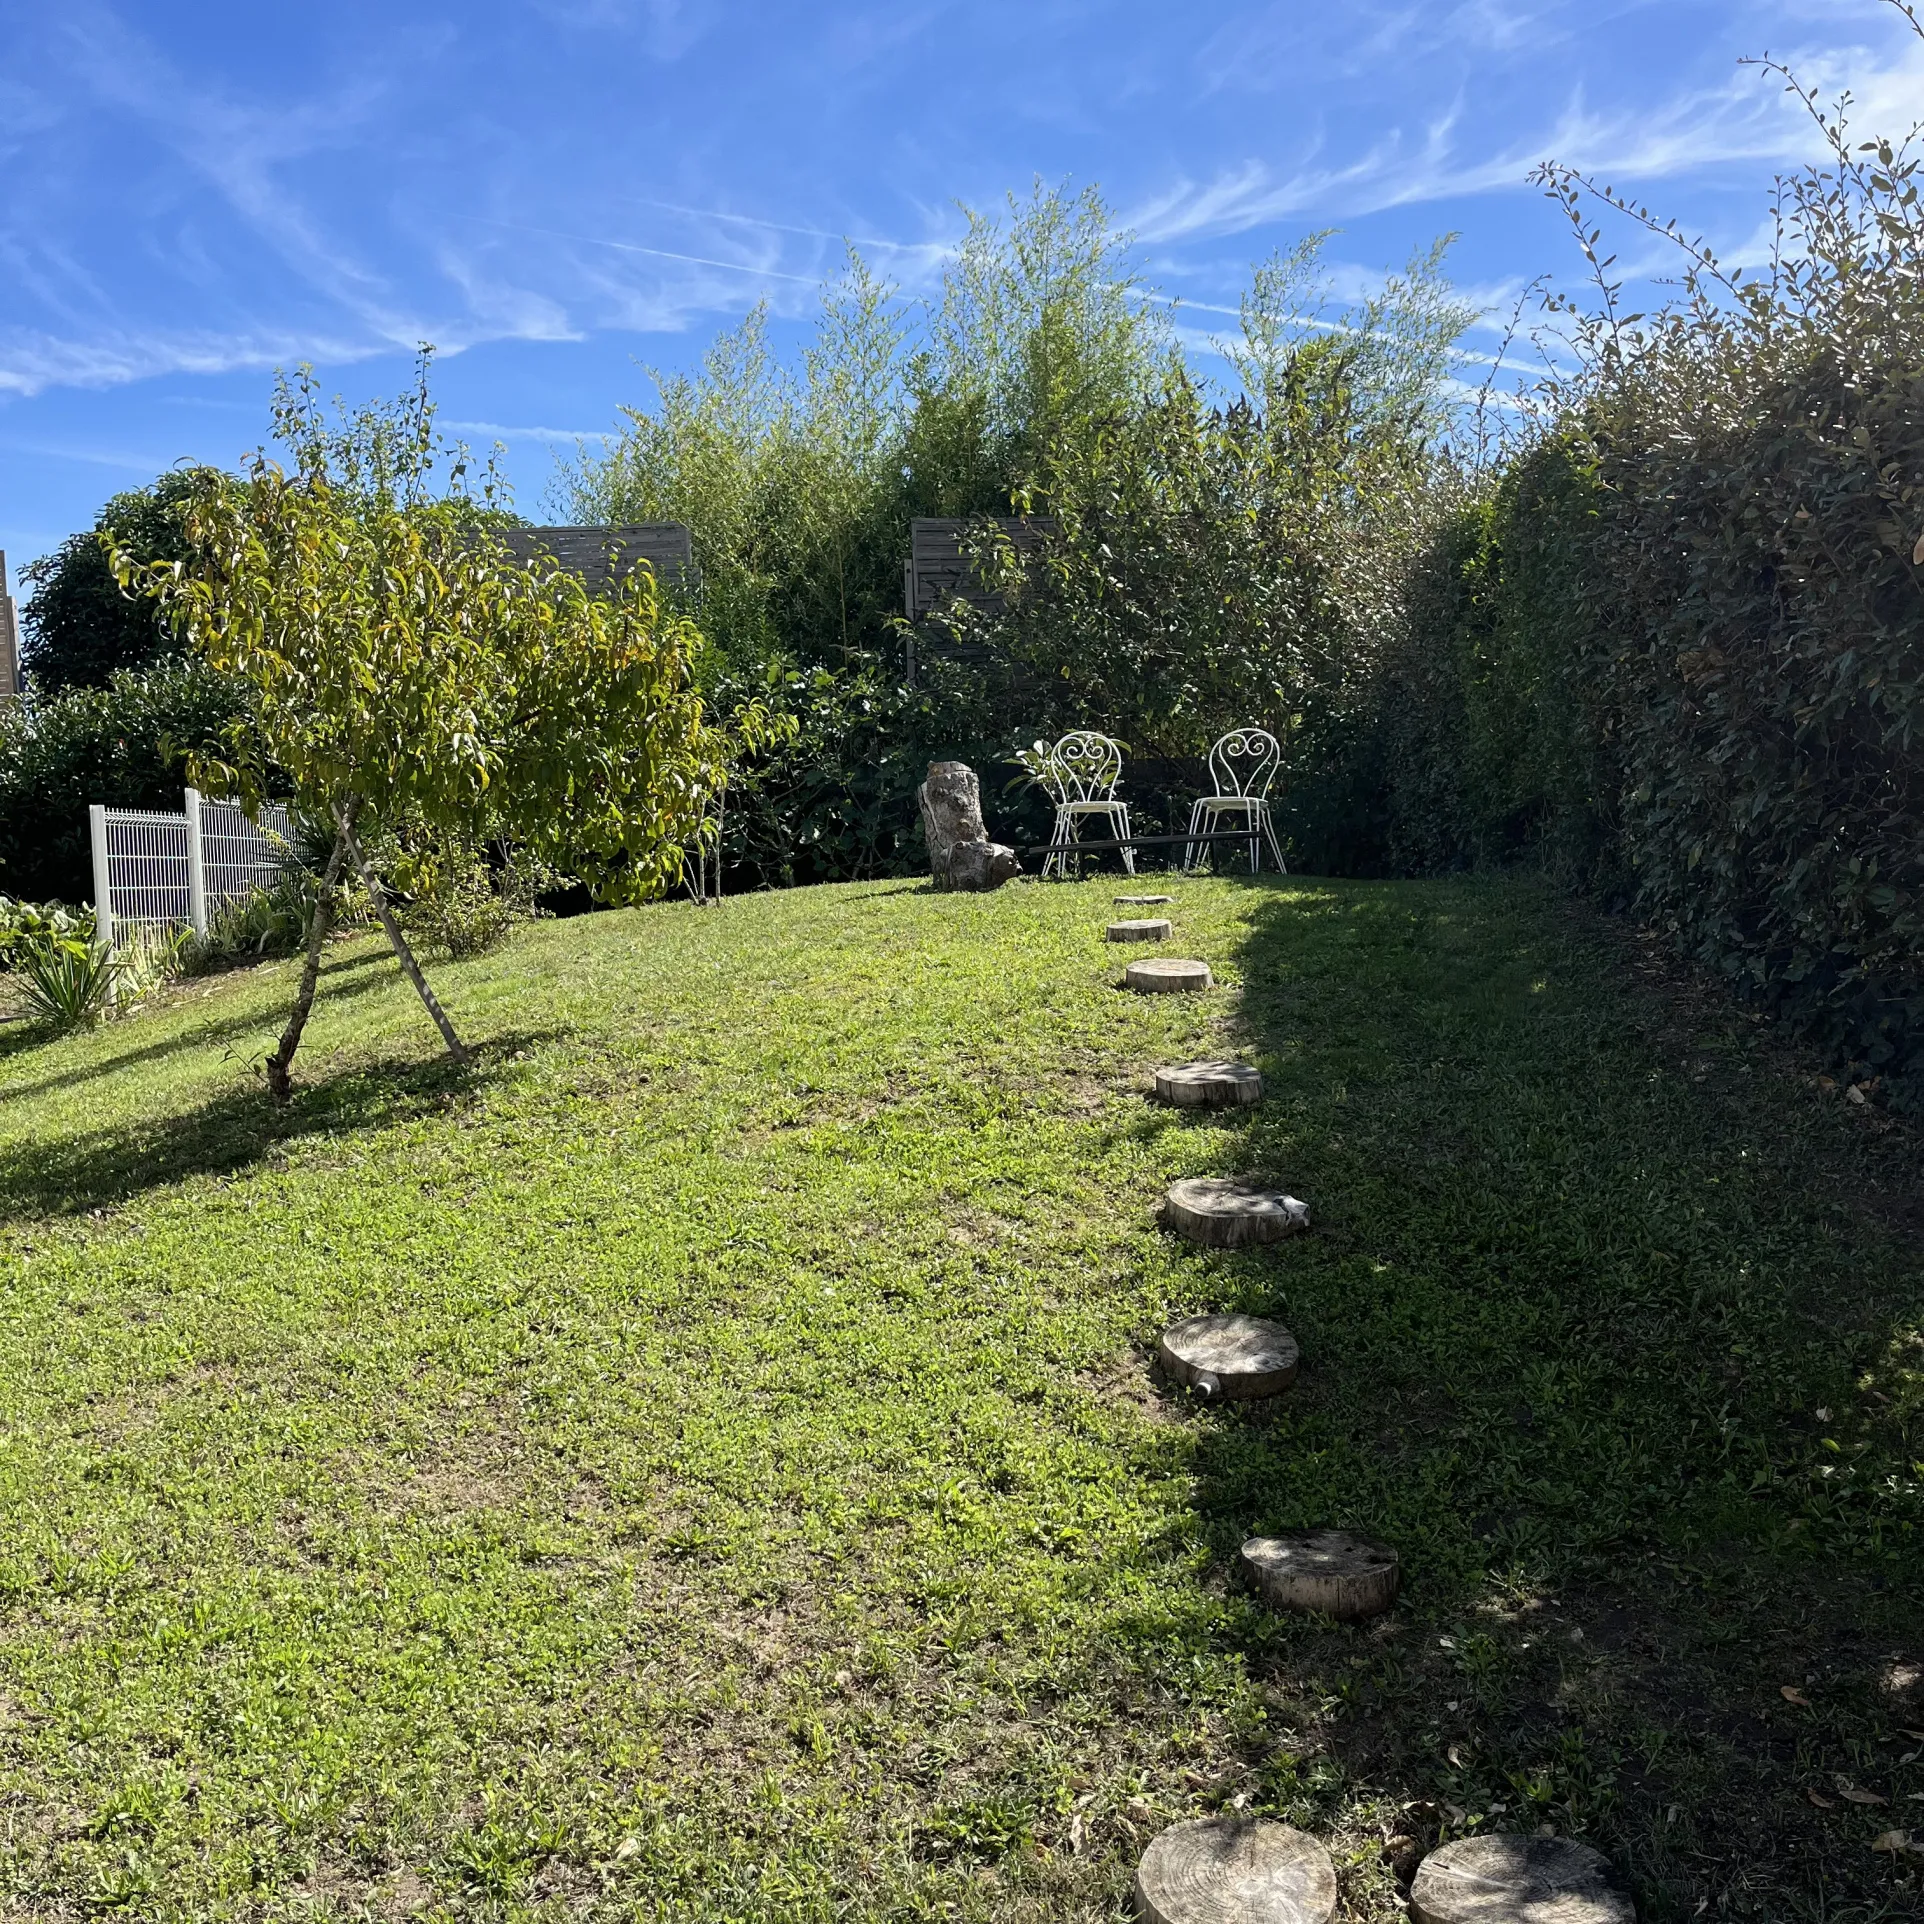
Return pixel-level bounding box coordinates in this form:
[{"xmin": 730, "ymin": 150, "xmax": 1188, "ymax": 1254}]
[
  {"xmin": 1154, "ymin": 1061, "xmax": 1263, "ymax": 1108},
  {"xmin": 1159, "ymin": 1313, "xmax": 1299, "ymax": 1399},
  {"xmin": 1409, "ymin": 1835, "xmax": 1634, "ymax": 1924},
  {"xmin": 1116, "ymin": 894, "xmax": 1175, "ymax": 906},
  {"xmin": 1134, "ymin": 1817, "xmax": 1338, "ymax": 1924},
  {"xmin": 1241, "ymin": 1530, "xmax": 1400, "ymax": 1621},
  {"xmin": 1109, "ymin": 918, "xmax": 1174, "ymax": 942},
  {"xmin": 1163, "ymin": 1178, "xmax": 1308, "ymax": 1246},
  {"xmin": 1126, "ymin": 958, "xmax": 1214, "ymax": 994}
]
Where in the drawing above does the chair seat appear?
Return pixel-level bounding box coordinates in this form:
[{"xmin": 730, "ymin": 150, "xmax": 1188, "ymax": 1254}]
[
  {"xmin": 1194, "ymin": 795, "xmax": 1267, "ymax": 814},
  {"xmin": 1059, "ymin": 799, "xmax": 1126, "ymax": 814}
]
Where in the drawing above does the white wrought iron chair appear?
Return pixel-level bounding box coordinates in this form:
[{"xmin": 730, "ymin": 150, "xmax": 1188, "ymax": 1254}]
[
  {"xmin": 1028, "ymin": 730, "xmax": 1135, "ymax": 879},
  {"xmin": 1184, "ymin": 727, "xmax": 1287, "ymax": 874}
]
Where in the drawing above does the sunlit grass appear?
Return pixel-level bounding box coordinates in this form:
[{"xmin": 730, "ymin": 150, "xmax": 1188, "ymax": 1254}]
[{"xmin": 0, "ymin": 874, "xmax": 1916, "ymax": 1921}]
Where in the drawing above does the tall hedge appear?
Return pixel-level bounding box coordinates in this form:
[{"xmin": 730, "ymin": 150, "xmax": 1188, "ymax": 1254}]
[{"xmin": 1388, "ymin": 244, "xmax": 1924, "ymax": 1094}]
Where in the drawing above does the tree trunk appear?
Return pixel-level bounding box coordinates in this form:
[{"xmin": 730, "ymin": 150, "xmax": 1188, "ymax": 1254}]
[
  {"xmin": 265, "ymin": 801, "xmax": 357, "ymax": 1103},
  {"xmin": 917, "ymin": 761, "xmax": 1018, "ymax": 891},
  {"xmin": 344, "ymin": 824, "xmax": 469, "ymax": 1063}
]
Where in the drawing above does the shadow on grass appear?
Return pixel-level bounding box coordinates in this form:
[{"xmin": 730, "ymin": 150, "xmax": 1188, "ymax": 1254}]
[
  {"xmin": 0, "ymin": 947, "xmax": 397, "ymax": 1101},
  {"xmin": 1135, "ymin": 876, "xmax": 1924, "ymax": 1922},
  {"xmin": 0, "ymin": 1028, "xmax": 559, "ymax": 1221}
]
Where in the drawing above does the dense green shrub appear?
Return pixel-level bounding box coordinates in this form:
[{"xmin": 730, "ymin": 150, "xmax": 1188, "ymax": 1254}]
[
  {"xmin": 0, "ymin": 657, "xmax": 247, "ymax": 906},
  {"xmin": 19, "ymin": 472, "xmax": 211, "ymax": 692},
  {"xmin": 1388, "ymin": 29, "xmax": 1924, "ymax": 1098},
  {"xmin": 704, "ymin": 660, "xmax": 1052, "ymax": 888},
  {"xmin": 944, "ymin": 242, "xmax": 1473, "ymax": 873},
  {"xmin": 0, "ymin": 896, "xmax": 118, "ymax": 1031},
  {"xmin": 1381, "ymin": 439, "xmax": 1620, "ymax": 885},
  {"xmin": 570, "ymin": 192, "xmax": 1472, "ymax": 885}
]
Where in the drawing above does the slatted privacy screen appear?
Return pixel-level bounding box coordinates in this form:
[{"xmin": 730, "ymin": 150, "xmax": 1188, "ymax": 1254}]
[
  {"xmin": 0, "ymin": 550, "xmax": 19, "ymax": 700},
  {"xmin": 501, "ymin": 524, "xmax": 697, "ymax": 596},
  {"xmin": 88, "ymin": 791, "xmax": 296, "ymax": 947},
  {"xmin": 905, "ymin": 517, "xmax": 1054, "ymax": 623}
]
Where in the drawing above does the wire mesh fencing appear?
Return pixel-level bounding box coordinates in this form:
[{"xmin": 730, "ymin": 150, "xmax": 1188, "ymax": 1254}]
[{"xmin": 88, "ymin": 790, "xmax": 296, "ymax": 948}]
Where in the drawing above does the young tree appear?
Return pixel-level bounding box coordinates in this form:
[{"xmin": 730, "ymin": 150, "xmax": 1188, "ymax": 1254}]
[{"xmin": 114, "ymin": 357, "xmax": 738, "ymax": 1098}]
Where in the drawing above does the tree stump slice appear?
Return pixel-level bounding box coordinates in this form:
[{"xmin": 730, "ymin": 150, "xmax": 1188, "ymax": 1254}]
[
  {"xmin": 1163, "ymin": 1178, "xmax": 1307, "ymax": 1246},
  {"xmin": 1117, "ymin": 894, "xmax": 1174, "ymax": 906},
  {"xmin": 1109, "ymin": 918, "xmax": 1174, "ymax": 942},
  {"xmin": 1409, "ymin": 1835, "xmax": 1634, "ymax": 1924},
  {"xmin": 1155, "ymin": 1061, "xmax": 1263, "ymax": 1107},
  {"xmin": 1134, "ymin": 1818, "xmax": 1337, "ymax": 1924},
  {"xmin": 1159, "ymin": 1313, "xmax": 1299, "ymax": 1399},
  {"xmin": 1241, "ymin": 1530, "xmax": 1400, "ymax": 1621},
  {"xmin": 1127, "ymin": 958, "xmax": 1214, "ymax": 994}
]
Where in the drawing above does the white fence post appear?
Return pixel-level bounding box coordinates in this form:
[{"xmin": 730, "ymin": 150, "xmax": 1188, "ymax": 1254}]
[
  {"xmin": 88, "ymin": 804, "xmax": 115, "ymax": 952},
  {"xmin": 184, "ymin": 788, "xmax": 209, "ymax": 939}
]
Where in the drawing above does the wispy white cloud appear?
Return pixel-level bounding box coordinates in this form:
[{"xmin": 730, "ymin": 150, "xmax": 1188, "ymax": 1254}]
[
  {"xmin": 442, "ymin": 419, "xmax": 616, "ymax": 445},
  {"xmin": 1131, "ymin": 26, "xmax": 1924, "ymax": 244},
  {"xmin": 529, "ymin": 0, "xmax": 716, "ymax": 58},
  {"xmin": 0, "ymin": 323, "xmax": 391, "ymax": 400},
  {"xmin": 0, "ymin": 438, "xmax": 177, "ymax": 474},
  {"xmin": 1196, "ymin": 0, "xmax": 1573, "ymax": 94}
]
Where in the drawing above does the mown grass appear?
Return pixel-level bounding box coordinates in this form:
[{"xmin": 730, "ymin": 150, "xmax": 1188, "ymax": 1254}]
[{"xmin": 0, "ymin": 873, "xmax": 1917, "ymax": 1923}]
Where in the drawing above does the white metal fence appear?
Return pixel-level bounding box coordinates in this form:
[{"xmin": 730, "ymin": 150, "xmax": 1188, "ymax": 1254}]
[{"xmin": 88, "ymin": 789, "xmax": 295, "ymax": 948}]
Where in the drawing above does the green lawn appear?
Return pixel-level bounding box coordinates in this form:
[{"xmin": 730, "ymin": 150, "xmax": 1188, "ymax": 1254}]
[{"xmin": 0, "ymin": 874, "xmax": 1918, "ymax": 1923}]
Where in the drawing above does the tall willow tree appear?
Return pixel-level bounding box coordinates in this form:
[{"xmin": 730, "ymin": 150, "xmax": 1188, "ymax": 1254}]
[{"xmin": 116, "ymin": 357, "xmax": 736, "ymax": 1097}]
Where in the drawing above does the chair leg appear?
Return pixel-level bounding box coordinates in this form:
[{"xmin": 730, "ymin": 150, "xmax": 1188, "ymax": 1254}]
[
  {"xmin": 1261, "ymin": 805, "xmax": 1287, "ymax": 876},
  {"xmin": 1183, "ymin": 800, "xmax": 1205, "ymax": 873},
  {"xmin": 1117, "ymin": 805, "xmax": 1136, "ymax": 875},
  {"xmin": 1044, "ymin": 806, "xmax": 1070, "ymax": 880}
]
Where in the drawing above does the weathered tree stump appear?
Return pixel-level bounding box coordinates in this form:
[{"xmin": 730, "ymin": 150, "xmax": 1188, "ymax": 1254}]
[
  {"xmin": 1154, "ymin": 1061, "xmax": 1263, "ymax": 1107},
  {"xmin": 1127, "ymin": 958, "xmax": 1213, "ymax": 994},
  {"xmin": 1162, "ymin": 1178, "xmax": 1307, "ymax": 1246},
  {"xmin": 1159, "ymin": 1313, "xmax": 1299, "ymax": 1399},
  {"xmin": 1241, "ymin": 1530, "xmax": 1400, "ymax": 1620},
  {"xmin": 1134, "ymin": 1817, "xmax": 1337, "ymax": 1924},
  {"xmin": 917, "ymin": 761, "xmax": 1018, "ymax": 892},
  {"xmin": 1117, "ymin": 894, "xmax": 1174, "ymax": 906},
  {"xmin": 1409, "ymin": 1835, "xmax": 1633, "ymax": 1924},
  {"xmin": 1109, "ymin": 918, "xmax": 1173, "ymax": 942}
]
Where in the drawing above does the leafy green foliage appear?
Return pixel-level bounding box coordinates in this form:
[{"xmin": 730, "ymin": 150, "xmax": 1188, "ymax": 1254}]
[
  {"xmin": 18, "ymin": 472, "xmax": 212, "ymax": 693},
  {"xmin": 398, "ymin": 840, "xmax": 554, "ymax": 961},
  {"xmin": 0, "ymin": 895, "xmax": 116, "ymax": 1030},
  {"xmin": 181, "ymin": 875, "xmax": 326, "ymax": 973},
  {"xmin": 0, "ymin": 656, "xmax": 245, "ymax": 906},
  {"xmin": 940, "ymin": 240, "xmax": 1474, "ymax": 872},
  {"xmin": 1388, "ymin": 18, "xmax": 1924, "ymax": 1099},
  {"xmin": 570, "ymin": 193, "xmax": 1472, "ymax": 886},
  {"xmin": 114, "ymin": 353, "xmax": 744, "ymax": 1082}
]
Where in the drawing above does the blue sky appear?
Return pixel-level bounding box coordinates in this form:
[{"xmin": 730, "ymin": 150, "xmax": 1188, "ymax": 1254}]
[{"xmin": 4, "ymin": 0, "xmax": 1922, "ymax": 584}]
